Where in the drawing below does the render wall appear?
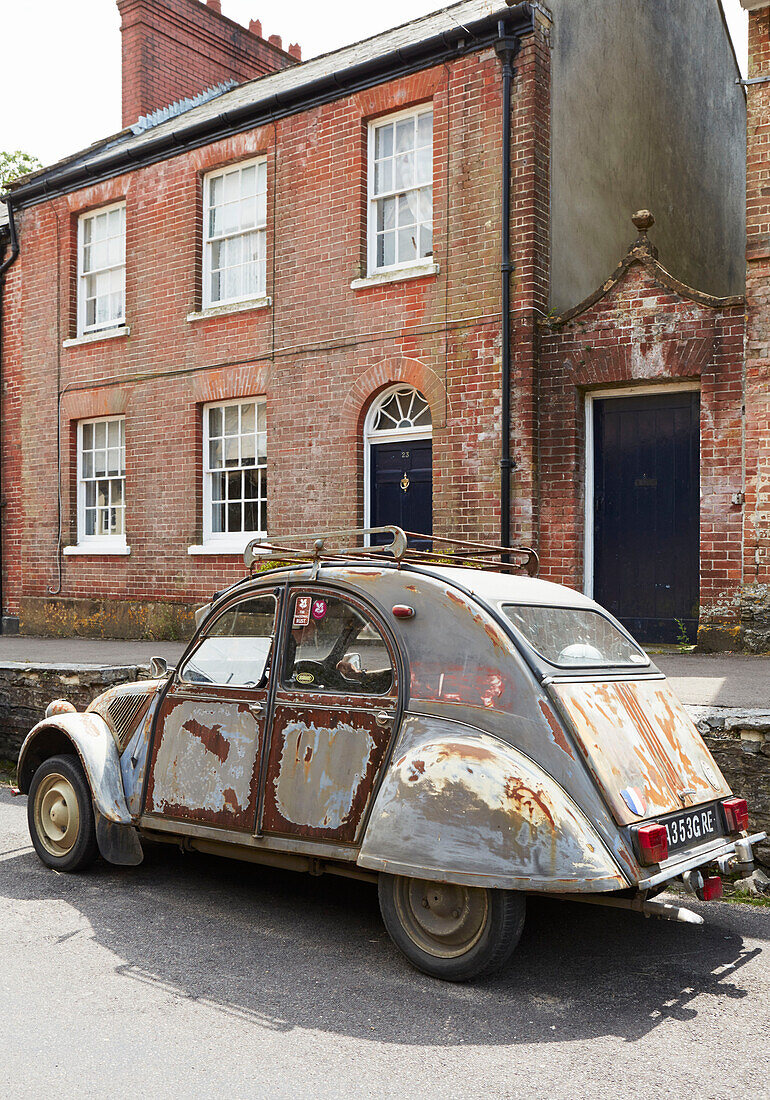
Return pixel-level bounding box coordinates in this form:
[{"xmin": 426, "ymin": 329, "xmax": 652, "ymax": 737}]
[
  {"xmin": 548, "ymin": 0, "xmax": 746, "ymax": 311},
  {"xmin": 1, "ymin": 30, "xmax": 551, "ymax": 636}
]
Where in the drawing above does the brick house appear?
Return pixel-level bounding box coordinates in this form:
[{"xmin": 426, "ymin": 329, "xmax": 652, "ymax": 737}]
[{"xmin": 0, "ymin": 0, "xmax": 754, "ymax": 646}]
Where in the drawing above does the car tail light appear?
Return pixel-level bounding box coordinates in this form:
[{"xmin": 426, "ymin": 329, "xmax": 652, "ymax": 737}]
[
  {"xmin": 722, "ymin": 797, "xmax": 749, "ymax": 833},
  {"xmin": 700, "ymin": 876, "xmax": 723, "ymax": 901},
  {"xmin": 637, "ymin": 823, "xmax": 668, "ymax": 865}
]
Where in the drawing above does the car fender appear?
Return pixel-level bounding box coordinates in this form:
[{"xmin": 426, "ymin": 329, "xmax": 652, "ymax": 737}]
[
  {"xmin": 358, "ymin": 715, "xmax": 628, "ymax": 892},
  {"xmin": 17, "ymin": 713, "xmax": 135, "ymax": 829}
]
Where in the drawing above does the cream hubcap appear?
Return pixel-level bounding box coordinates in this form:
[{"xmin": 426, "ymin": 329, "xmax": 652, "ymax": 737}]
[
  {"xmin": 395, "ymin": 878, "xmax": 489, "ymax": 959},
  {"xmin": 34, "ymin": 773, "xmax": 80, "ymax": 857}
]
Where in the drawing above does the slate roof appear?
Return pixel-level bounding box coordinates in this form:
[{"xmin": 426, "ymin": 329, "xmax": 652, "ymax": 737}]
[{"xmin": 9, "ymin": 0, "xmax": 518, "ymax": 200}]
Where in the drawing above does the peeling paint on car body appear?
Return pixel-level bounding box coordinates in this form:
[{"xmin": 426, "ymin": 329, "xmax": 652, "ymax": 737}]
[
  {"xmin": 358, "ymin": 715, "xmax": 626, "ymax": 891},
  {"xmin": 146, "ymin": 699, "xmax": 263, "ymax": 830},
  {"xmin": 20, "ymin": 559, "xmax": 762, "ymax": 897},
  {"xmin": 552, "ymin": 679, "xmax": 732, "ymax": 826}
]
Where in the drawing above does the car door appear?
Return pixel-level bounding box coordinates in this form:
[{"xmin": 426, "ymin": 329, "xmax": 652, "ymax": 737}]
[
  {"xmin": 259, "ymin": 589, "xmax": 400, "ymax": 844},
  {"xmin": 145, "ymin": 591, "xmax": 279, "ymax": 831}
]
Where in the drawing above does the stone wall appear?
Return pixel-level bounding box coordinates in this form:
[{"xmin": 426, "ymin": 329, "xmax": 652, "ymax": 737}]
[
  {"xmin": 693, "ymin": 708, "xmax": 770, "ymax": 869},
  {"xmin": 0, "ymin": 663, "xmax": 145, "ymax": 759}
]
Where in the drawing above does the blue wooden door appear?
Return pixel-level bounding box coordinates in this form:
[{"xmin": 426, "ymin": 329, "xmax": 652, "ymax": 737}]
[
  {"xmin": 593, "ymin": 392, "xmax": 700, "ymax": 644},
  {"xmin": 370, "ymin": 440, "xmax": 432, "ymax": 544}
]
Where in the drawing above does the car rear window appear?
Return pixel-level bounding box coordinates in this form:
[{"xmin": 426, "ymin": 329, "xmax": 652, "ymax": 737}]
[{"xmin": 500, "ymin": 605, "xmax": 649, "ymax": 669}]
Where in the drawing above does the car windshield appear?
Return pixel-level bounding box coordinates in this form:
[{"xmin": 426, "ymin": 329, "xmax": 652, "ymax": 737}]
[{"xmin": 500, "ymin": 604, "xmax": 649, "ymax": 669}]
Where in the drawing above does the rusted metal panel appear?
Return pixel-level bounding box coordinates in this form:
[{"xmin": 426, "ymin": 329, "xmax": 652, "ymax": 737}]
[
  {"xmin": 358, "ymin": 714, "xmax": 627, "ymax": 892},
  {"xmin": 17, "ymin": 713, "xmax": 132, "ymax": 825},
  {"xmin": 146, "ymin": 697, "xmax": 263, "ymax": 830},
  {"xmin": 87, "ymin": 680, "xmax": 156, "ymax": 752},
  {"xmin": 551, "ymin": 679, "xmax": 731, "ymax": 826},
  {"xmin": 260, "ymin": 703, "xmax": 392, "ymax": 842},
  {"xmin": 339, "ymin": 567, "xmax": 642, "ymax": 878},
  {"xmin": 122, "ymin": 686, "xmax": 167, "ymax": 818}
]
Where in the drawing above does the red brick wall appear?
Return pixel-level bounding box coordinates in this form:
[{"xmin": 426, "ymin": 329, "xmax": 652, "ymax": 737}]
[
  {"xmin": 1, "ymin": 26, "xmax": 551, "ymax": 635},
  {"xmin": 538, "ymin": 261, "xmax": 746, "ymax": 647},
  {"xmin": 118, "ymin": 0, "xmax": 299, "ymax": 127},
  {"xmin": 744, "ymin": 6, "xmax": 770, "ymax": 649}
]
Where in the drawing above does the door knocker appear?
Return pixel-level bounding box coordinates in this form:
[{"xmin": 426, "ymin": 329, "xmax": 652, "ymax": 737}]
[{"xmin": 400, "ymin": 474, "xmax": 410, "ymax": 492}]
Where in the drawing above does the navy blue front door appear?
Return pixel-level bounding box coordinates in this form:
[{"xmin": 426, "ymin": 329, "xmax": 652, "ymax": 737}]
[
  {"xmin": 593, "ymin": 391, "xmax": 700, "ymax": 644},
  {"xmin": 370, "ymin": 440, "xmax": 432, "ymax": 543}
]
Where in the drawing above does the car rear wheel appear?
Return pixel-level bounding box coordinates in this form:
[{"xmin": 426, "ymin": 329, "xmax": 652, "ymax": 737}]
[
  {"xmin": 378, "ymin": 873, "xmax": 526, "ymax": 981},
  {"xmin": 27, "ymin": 755, "xmax": 98, "ymax": 872}
]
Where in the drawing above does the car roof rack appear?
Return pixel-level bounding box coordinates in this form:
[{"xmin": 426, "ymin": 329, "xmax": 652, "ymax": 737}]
[{"xmin": 243, "ymin": 527, "xmax": 539, "ymax": 577}]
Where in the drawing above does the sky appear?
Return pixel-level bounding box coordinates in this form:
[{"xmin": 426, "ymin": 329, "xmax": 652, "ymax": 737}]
[{"xmin": 0, "ymin": 0, "xmax": 750, "ymax": 169}]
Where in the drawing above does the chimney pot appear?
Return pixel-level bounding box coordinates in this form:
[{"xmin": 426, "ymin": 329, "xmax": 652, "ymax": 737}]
[
  {"xmin": 249, "ymin": 18, "xmax": 263, "ymax": 37},
  {"xmin": 268, "ymin": 33, "xmax": 282, "ymax": 50},
  {"xmin": 289, "ymin": 43, "xmax": 302, "ymax": 60},
  {"xmin": 206, "ymin": 0, "xmax": 222, "ymax": 12}
]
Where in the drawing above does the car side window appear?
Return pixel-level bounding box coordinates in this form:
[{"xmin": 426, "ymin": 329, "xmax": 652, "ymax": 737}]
[
  {"xmin": 180, "ymin": 595, "xmax": 276, "ymax": 687},
  {"xmin": 283, "ymin": 594, "xmax": 394, "ymax": 695}
]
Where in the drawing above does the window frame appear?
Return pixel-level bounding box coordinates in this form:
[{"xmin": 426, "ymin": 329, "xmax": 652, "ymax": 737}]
[
  {"xmin": 281, "ymin": 589, "xmax": 397, "ymax": 698},
  {"xmin": 201, "ymin": 396, "xmax": 268, "ymax": 551},
  {"xmin": 76, "ymin": 201, "xmax": 127, "ymax": 337},
  {"xmin": 202, "ymin": 157, "xmax": 268, "ymax": 311},
  {"xmin": 75, "ymin": 415, "xmax": 127, "ymax": 549},
  {"xmin": 366, "ymin": 104, "xmax": 434, "ymax": 277},
  {"xmin": 178, "ymin": 592, "xmax": 278, "ymax": 688}
]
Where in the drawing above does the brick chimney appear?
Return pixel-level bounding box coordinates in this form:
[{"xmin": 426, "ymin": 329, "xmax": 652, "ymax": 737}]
[{"xmin": 117, "ymin": 0, "xmax": 301, "ymax": 127}]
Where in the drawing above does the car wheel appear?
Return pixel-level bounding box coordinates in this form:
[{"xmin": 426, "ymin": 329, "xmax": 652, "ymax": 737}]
[
  {"xmin": 27, "ymin": 755, "xmax": 98, "ymax": 872},
  {"xmin": 378, "ymin": 873, "xmax": 526, "ymax": 981}
]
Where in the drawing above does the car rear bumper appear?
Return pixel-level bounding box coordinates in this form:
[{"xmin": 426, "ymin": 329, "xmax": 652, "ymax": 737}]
[{"xmin": 636, "ymin": 831, "xmax": 767, "ymax": 891}]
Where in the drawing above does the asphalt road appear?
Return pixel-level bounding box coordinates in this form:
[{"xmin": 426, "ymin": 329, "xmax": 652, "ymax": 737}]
[{"xmin": 1, "ymin": 787, "xmax": 768, "ymax": 1100}]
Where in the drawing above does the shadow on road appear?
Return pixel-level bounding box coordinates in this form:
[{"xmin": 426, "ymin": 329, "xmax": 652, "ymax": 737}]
[{"xmin": 2, "ymin": 817, "xmax": 765, "ymax": 1047}]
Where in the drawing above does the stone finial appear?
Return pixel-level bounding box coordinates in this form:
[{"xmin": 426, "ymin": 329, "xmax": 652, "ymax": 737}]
[
  {"xmin": 249, "ymin": 19, "xmax": 263, "ymax": 37},
  {"xmin": 206, "ymin": 0, "xmax": 222, "ymax": 12},
  {"xmin": 268, "ymin": 33, "xmax": 283, "ymax": 50},
  {"xmin": 632, "ymin": 209, "xmax": 655, "ymax": 234},
  {"xmin": 289, "ymin": 43, "xmax": 302, "ymax": 60},
  {"xmin": 631, "ymin": 209, "xmax": 658, "ymax": 259}
]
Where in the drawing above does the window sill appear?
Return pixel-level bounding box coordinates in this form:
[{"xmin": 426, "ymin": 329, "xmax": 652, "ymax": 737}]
[
  {"xmin": 186, "ymin": 297, "xmax": 272, "ymax": 323},
  {"xmin": 350, "ymin": 261, "xmax": 440, "ymax": 291},
  {"xmin": 188, "ymin": 538, "xmax": 264, "ymax": 557},
  {"xmin": 63, "ymin": 544, "xmax": 131, "ymax": 556},
  {"xmin": 63, "ymin": 325, "xmax": 130, "ymax": 349}
]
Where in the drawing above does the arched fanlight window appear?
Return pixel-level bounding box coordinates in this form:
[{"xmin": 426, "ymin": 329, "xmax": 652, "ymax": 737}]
[{"xmin": 368, "ymin": 386, "xmax": 432, "ymax": 438}]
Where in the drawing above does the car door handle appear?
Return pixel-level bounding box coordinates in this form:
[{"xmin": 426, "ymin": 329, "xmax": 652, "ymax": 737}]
[
  {"xmin": 375, "ymin": 711, "xmax": 393, "ymax": 728},
  {"xmin": 249, "ymin": 701, "xmax": 266, "ymax": 718}
]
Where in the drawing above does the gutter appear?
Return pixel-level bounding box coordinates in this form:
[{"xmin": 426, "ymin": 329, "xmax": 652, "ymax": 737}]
[
  {"xmin": 7, "ymin": 4, "xmax": 535, "ymax": 208},
  {"xmin": 0, "ymin": 198, "xmax": 20, "ymax": 634},
  {"xmin": 495, "ymin": 13, "xmax": 524, "ymax": 554}
]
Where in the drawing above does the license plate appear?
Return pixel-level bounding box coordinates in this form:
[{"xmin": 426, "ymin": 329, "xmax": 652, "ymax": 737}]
[{"xmin": 663, "ymin": 805, "xmax": 722, "ymax": 853}]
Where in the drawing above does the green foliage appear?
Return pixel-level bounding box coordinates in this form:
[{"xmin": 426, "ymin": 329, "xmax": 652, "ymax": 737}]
[
  {"xmin": 674, "ymin": 617, "xmax": 693, "ymax": 652},
  {"xmin": 0, "ymin": 150, "xmax": 42, "ymax": 191}
]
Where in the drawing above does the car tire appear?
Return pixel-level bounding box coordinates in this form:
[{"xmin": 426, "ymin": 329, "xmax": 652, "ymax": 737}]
[
  {"xmin": 378, "ymin": 873, "xmax": 525, "ymax": 981},
  {"xmin": 27, "ymin": 755, "xmax": 99, "ymax": 873}
]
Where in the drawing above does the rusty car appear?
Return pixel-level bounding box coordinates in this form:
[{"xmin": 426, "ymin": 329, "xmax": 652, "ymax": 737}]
[{"xmin": 16, "ymin": 527, "xmax": 766, "ymax": 981}]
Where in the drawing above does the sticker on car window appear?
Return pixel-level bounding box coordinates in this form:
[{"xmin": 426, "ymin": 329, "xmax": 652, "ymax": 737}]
[
  {"xmin": 295, "ymin": 671, "xmax": 315, "ymax": 685},
  {"xmin": 293, "ymin": 597, "xmax": 312, "ymax": 628},
  {"xmin": 312, "ymin": 599, "xmax": 327, "ymax": 621}
]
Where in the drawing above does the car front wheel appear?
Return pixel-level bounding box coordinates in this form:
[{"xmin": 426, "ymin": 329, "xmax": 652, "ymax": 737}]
[
  {"xmin": 27, "ymin": 755, "xmax": 98, "ymax": 872},
  {"xmin": 378, "ymin": 873, "xmax": 525, "ymax": 981}
]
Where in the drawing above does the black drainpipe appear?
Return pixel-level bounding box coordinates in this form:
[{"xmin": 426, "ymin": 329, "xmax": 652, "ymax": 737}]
[
  {"xmin": 0, "ymin": 198, "xmax": 20, "ymax": 634},
  {"xmin": 495, "ymin": 15, "xmax": 523, "ymax": 556}
]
